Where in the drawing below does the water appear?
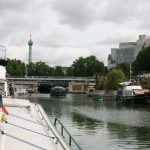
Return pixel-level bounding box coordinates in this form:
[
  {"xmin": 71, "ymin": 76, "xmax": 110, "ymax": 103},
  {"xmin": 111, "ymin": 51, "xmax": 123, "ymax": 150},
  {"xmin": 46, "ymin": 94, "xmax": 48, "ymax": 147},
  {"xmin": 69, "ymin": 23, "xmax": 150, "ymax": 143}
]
[{"xmin": 19, "ymin": 94, "xmax": 150, "ymax": 150}]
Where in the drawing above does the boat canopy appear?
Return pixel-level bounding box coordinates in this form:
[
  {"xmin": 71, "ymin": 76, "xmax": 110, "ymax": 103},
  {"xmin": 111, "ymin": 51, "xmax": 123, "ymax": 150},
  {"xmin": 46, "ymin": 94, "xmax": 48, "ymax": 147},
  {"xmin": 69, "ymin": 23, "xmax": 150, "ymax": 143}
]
[
  {"xmin": 119, "ymin": 82, "xmax": 132, "ymax": 86},
  {"xmin": 119, "ymin": 81, "xmax": 139, "ymax": 86}
]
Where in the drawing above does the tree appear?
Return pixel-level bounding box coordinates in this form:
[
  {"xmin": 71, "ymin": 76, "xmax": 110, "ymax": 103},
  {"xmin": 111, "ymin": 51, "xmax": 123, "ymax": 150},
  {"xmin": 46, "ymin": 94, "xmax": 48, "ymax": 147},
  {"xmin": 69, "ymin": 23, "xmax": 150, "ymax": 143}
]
[
  {"xmin": 6, "ymin": 59, "xmax": 26, "ymax": 76},
  {"xmin": 106, "ymin": 69, "xmax": 126, "ymax": 90},
  {"xmin": 27, "ymin": 62, "xmax": 36, "ymax": 76},
  {"xmin": 117, "ymin": 62, "xmax": 130, "ymax": 77},
  {"xmin": 72, "ymin": 57, "xmax": 86, "ymax": 77},
  {"xmin": 27, "ymin": 62, "xmax": 55, "ymax": 76},
  {"xmin": 85, "ymin": 56, "xmax": 104, "ymax": 76},
  {"xmin": 66, "ymin": 67, "xmax": 73, "ymax": 76},
  {"xmin": 72, "ymin": 56, "xmax": 104, "ymax": 77},
  {"xmin": 132, "ymin": 47, "xmax": 150, "ymax": 74},
  {"xmin": 53, "ymin": 66, "xmax": 64, "ymax": 76},
  {"xmin": 35, "ymin": 61, "xmax": 50, "ymax": 76}
]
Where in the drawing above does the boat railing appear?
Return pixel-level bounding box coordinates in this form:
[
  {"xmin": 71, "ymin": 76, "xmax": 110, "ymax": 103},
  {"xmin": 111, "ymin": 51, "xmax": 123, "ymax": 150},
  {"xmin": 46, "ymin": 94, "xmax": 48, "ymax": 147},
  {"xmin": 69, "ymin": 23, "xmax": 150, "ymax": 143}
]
[
  {"xmin": 54, "ymin": 118, "xmax": 82, "ymax": 150},
  {"xmin": 34, "ymin": 104, "xmax": 68, "ymax": 150},
  {"xmin": 0, "ymin": 90, "xmax": 6, "ymax": 96}
]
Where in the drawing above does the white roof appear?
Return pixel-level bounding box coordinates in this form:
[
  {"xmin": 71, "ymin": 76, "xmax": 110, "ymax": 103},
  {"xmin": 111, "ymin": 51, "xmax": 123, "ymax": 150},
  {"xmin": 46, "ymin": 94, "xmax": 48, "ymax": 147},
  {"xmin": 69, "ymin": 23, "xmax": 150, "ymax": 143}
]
[{"xmin": 125, "ymin": 85, "xmax": 142, "ymax": 90}]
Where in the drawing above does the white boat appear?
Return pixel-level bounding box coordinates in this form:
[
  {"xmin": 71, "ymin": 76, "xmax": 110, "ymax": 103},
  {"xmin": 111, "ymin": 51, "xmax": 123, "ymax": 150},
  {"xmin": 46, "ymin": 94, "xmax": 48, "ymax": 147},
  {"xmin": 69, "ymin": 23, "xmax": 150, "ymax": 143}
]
[
  {"xmin": 116, "ymin": 81, "xmax": 150, "ymax": 104},
  {"xmin": 0, "ymin": 54, "xmax": 81, "ymax": 149}
]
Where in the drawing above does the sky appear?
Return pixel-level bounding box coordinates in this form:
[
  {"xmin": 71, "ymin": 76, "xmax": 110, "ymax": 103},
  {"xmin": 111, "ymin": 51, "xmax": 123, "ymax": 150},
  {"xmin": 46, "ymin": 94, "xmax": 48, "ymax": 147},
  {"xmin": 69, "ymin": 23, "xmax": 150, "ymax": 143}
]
[{"xmin": 0, "ymin": 0, "xmax": 150, "ymax": 67}]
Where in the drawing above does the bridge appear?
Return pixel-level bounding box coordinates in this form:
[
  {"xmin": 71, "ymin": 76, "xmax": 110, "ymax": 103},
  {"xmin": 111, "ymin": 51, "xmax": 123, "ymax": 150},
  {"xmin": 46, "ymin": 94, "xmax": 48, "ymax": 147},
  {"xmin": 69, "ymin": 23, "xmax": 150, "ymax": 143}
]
[{"xmin": 6, "ymin": 76, "xmax": 96, "ymax": 93}]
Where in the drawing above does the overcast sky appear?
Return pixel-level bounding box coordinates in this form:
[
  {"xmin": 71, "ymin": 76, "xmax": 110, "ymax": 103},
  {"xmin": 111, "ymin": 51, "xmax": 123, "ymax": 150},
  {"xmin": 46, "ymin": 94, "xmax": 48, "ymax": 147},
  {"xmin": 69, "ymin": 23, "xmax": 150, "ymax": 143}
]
[{"xmin": 1, "ymin": 0, "xmax": 150, "ymax": 67}]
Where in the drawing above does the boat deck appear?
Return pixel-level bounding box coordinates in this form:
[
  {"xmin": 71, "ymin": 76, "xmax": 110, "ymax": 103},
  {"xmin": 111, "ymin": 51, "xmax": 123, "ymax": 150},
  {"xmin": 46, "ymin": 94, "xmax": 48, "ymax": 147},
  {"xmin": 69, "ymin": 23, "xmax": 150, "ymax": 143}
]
[{"xmin": 0, "ymin": 98, "xmax": 70, "ymax": 150}]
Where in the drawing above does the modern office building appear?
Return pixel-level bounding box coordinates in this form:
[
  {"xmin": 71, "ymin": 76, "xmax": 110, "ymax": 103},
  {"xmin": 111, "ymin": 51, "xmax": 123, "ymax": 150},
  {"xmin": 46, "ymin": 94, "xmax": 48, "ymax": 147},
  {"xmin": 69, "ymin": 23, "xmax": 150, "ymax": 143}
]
[{"xmin": 108, "ymin": 35, "xmax": 150, "ymax": 69}]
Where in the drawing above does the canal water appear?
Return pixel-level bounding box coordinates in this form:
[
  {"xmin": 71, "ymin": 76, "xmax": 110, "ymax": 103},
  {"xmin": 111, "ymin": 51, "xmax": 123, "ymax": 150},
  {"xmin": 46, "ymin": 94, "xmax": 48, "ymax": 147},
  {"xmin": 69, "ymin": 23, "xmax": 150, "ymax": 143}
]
[{"xmin": 19, "ymin": 94, "xmax": 150, "ymax": 150}]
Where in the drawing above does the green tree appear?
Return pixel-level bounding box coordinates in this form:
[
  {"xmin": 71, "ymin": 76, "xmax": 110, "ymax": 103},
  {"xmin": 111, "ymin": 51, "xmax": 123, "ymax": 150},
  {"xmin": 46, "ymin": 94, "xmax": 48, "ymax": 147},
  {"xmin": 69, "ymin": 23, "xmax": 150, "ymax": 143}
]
[
  {"xmin": 35, "ymin": 61, "xmax": 50, "ymax": 76},
  {"xmin": 133, "ymin": 47, "xmax": 150, "ymax": 74},
  {"xmin": 49, "ymin": 67, "xmax": 55, "ymax": 76},
  {"xmin": 66, "ymin": 67, "xmax": 74, "ymax": 76},
  {"xmin": 72, "ymin": 56, "xmax": 104, "ymax": 77},
  {"xmin": 27, "ymin": 62, "xmax": 36, "ymax": 76},
  {"xmin": 53, "ymin": 66, "xmax": 64, "ymax": 76},
  {"xmin": 6, "ymin": 59, "xmax": 26, "ymax": 76},
  {"xmin": 72, "ymin": 57, "xmax": 85, "ymax": 77},
  {"xmin": 106, "ymin": 69, "xmax": 126, "ymax": 90},
  {"xmin": 117, "ymin": 62, "xmax": 130, "ymax": 77},
  {"xmin": 85, "ymin": 56, "xmax": 104, "ymax": 76}
]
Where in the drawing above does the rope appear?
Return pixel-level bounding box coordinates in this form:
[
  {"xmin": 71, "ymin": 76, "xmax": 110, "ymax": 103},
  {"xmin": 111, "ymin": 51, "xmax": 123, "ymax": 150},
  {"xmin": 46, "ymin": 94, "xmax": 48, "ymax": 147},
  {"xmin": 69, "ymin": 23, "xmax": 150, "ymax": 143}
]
[
  {"xmin": 9, "ymin": 113, "xmax": 49, "ymax": 128},
  {"xmin": 7, "ymin": 122, "xmax": 56, "ymax": 139},
  {"xmin": 0, "ymin": 129, "xmax": 47, "ymax": 150}
]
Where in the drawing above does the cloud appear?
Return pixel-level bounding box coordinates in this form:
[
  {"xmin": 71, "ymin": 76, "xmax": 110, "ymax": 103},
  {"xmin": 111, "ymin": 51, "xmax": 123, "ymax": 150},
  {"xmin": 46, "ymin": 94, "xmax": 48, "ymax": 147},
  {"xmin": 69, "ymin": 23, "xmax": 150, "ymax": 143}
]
[
  {"xmin": 50, "ymin": 0, "xmax": 96, "ymax": 29},
  {"xmin": 33, "ymin": 46, "xmax": 91, "ymax": 67},
  {"xmin": 98, "ymin": 28, "xmax": 138, "ymax": 46},
  {"xmin": 1, "ymin": 0, "xmax": 150, "ymax": 68},
  {"xmin": 99, "ymin": 0, "xmax": 137, "ymax": 22}
]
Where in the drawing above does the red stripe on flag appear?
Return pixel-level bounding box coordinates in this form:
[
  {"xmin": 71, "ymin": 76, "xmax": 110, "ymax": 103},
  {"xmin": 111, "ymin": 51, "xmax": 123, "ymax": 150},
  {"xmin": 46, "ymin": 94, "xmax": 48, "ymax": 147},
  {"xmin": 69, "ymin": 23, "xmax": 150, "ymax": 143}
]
[{"xmin": 2, "ymin": 106, "xmax": 9, "ymax": 115}]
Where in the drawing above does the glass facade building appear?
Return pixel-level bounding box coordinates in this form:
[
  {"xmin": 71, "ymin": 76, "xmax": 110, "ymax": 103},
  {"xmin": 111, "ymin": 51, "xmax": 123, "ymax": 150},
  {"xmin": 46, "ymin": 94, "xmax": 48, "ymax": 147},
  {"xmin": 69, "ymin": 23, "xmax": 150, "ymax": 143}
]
[{"xmin": 116, "ymin": 47, "xmax": 135, "ymax": 64}]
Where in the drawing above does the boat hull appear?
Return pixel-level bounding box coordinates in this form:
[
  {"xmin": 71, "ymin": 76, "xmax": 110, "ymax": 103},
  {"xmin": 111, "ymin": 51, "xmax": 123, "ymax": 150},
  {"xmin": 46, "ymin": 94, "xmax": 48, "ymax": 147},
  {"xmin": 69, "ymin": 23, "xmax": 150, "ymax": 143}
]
[
  {"xmin": 117, "ymin": 94, "xmax": 150, "ymax": 104},
  {"xmin": 50, "ymin": 86, "xmax": 67, "ymax": 97}
]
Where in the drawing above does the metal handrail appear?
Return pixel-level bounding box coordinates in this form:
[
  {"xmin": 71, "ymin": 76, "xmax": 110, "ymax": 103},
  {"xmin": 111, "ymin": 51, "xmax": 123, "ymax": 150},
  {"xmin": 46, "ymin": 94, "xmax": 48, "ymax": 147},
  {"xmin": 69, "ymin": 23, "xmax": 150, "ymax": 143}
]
[
  {"xmin": 34, "ymin": 104, "xmax": 67, "ymax": 150},
  {"xmin": 54, "ymin": 118, "xmax": 82, "ymax": 150}
]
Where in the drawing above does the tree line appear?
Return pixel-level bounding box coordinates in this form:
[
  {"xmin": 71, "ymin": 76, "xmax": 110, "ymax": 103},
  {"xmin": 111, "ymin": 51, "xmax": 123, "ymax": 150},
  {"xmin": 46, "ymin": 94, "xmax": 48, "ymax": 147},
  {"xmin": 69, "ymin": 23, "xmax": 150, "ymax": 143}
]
[{"xmin": 6, "ymin": 55, "xmax": 105, "ymax": 77}]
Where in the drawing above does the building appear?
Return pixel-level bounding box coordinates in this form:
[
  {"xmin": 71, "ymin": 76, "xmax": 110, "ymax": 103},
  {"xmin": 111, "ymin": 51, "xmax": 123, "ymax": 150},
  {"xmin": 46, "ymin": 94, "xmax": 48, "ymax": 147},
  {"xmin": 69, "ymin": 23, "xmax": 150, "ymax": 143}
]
[{"xmin": 108, "ymin": 35, "xmax": 150, "ymax": 69}]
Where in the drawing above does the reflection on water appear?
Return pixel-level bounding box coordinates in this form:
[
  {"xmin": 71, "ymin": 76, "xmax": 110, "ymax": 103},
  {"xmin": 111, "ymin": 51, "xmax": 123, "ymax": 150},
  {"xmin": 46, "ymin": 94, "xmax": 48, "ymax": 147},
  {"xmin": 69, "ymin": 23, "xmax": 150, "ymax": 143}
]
[{"xmin": 17, "ymin": 93, "xmax": 150, "ymax": 150}]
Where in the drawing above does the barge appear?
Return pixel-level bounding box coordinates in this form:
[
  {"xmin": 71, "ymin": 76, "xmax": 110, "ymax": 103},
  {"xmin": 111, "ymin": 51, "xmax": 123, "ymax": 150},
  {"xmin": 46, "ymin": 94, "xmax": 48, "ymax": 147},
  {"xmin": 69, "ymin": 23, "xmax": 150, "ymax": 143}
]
[{"xmin": 116, "ymin": 82, "xmax": 150, "ymax": 104}]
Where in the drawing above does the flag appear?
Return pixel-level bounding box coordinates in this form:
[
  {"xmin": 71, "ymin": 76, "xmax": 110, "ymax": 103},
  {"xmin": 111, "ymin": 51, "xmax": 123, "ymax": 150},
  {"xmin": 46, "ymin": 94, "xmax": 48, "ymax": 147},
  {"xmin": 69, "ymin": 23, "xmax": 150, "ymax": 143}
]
[
  {"xmin": 0, "ymin": 94, "xmax": 9, "ymax": 115},
  {"xmin": 2, "ymin": 106, "xmax": 9, "ymax": 115}
]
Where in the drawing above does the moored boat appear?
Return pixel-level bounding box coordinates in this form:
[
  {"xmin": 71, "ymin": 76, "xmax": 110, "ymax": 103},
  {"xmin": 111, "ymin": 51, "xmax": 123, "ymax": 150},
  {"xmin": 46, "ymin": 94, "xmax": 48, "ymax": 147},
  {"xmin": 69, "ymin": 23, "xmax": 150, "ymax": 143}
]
[
  {"xmin": 50, "ymin": 86, "xmax": 67, "ymax": 97},
  {"xmin": 86, "ymin": 86, "xmax": 96, "ymax": 97},
  {"xmin": 116, "ymin": 81, "xmax": 150, "ymax": 104}
]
